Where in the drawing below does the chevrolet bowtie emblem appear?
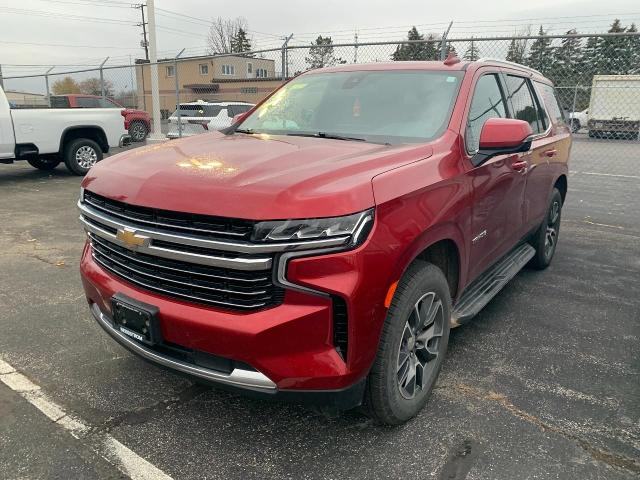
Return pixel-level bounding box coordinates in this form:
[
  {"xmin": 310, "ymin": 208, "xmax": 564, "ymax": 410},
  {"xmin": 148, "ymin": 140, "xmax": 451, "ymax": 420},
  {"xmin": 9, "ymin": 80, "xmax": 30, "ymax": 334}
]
[{"xmin": 116, "ymin": 228, "xmax": 149, "ymax": 249}]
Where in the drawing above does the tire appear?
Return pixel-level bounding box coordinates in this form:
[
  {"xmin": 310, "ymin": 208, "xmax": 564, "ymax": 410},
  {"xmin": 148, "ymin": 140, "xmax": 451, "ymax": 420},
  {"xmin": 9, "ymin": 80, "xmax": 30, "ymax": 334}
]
[
  {"xmin": 129, "ymin": 121, "xmax": 148, "ymax": 142},
  {"xmin": 364, "ymin": 261, "xmax": 451, "ymax": 425},
  {"xmin": 27, "ymin": 156, "xmax": 61, "ymax": 171},
  {"xmin": 528, "ymin": 188, "xmax": 563, "ymax": 270},
  {"xmin": 570, "ymin": 119, "xmax": 580, "ymax": 133},
  {"xmin": 63, "ymin": 138, "xmax": 103, "ymax": 176}
]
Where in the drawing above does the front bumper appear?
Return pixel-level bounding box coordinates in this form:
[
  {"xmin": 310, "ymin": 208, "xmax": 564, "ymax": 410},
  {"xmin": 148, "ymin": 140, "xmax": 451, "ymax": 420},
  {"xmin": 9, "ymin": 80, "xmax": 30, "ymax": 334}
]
[{"xmin": 89, "ymin": 302, "xmax": 277, "ymax": 392}]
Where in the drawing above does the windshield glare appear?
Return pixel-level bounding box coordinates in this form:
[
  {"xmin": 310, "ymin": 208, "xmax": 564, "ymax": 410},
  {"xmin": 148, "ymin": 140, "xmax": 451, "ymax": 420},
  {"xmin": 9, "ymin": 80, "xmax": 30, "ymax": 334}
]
[{"xmin": 238, "ymin": 70, "xmax": 463, "ymax": 144}]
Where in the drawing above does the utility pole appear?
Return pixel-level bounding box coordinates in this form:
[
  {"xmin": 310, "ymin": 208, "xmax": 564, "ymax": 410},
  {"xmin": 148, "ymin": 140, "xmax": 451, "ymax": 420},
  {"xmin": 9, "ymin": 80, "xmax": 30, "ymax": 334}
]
[
  {"xmin": 146, "ymin": 0, "xmax": 163, "ymax": 141},
  {"xmin": 440, "ymin": 21, "xmax": 454, "ymax": 60},
  {"xmin": 354, "ymin": 30, "xmax": 359, "ymax": 63},
  {"xmin": 281, "ymin": 34, "xmax": 293, "ymax": 81},
  {"xmin": 0, "ymin": 64, "xmax": 4, "ymax": 89},
  {"xmin": 134, "ymin": 3, "xmax": 149, "ymax": 61}
]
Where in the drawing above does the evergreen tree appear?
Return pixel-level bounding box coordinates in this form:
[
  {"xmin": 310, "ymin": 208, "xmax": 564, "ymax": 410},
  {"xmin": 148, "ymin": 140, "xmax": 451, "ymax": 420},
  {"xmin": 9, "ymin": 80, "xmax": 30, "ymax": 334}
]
[
  {"xmin": 463, "ymin": 38, "xmax": 480, "ymax": 61},
  {"xmin": 506, "ymin": 38, "xmax": 526, "ymax": 64},
  {"xmin": 424, "ymin": 34, "xmax": 439, "ymax": 60},
  {"xmin": 551, "ymin": 29, "xmax": 583, "ymax": 86},
  {"xmin": 231, "ymin": 27, "xmax": 253, "ymax": 55},
  {"xmin": 526, "ymin": 26, "xmax": 553, "ymax": 74},
  {"xmin": 626, "ymin": 23, "xmax": 640, "ymax": 74},
  {"xmin": 598, "ymin": 19, "xmax": 627, "ymax": 74},
  {"xmin": 580, "ymin": 35, "xmax": 602, "ymax": 76},
  {"xmin": 305, "ymin": 36, "xmax": 345, "ymax": 69},
  {"xmin": 392, "ymin": 27, "xmax": 428, "ymax": 61}
]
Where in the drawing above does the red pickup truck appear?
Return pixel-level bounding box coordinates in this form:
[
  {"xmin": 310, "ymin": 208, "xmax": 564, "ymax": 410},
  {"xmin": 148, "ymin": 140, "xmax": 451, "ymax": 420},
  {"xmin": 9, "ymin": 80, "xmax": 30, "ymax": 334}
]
[
  {"xmin": 51, "ymin": 94, "xmax": 151, "ymax": 142},
  {"xmin": 78, "ymin": 58, "xmax": 570, "ymax": 424}
]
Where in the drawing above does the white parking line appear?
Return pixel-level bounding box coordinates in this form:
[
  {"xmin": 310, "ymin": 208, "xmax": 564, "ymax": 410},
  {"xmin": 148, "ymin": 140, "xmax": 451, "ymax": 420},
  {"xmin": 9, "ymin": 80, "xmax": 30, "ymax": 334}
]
[
  {"xmin": 0, "ymin": 357, "xmax": 172, "ymax": 480},
  {"xmin": 570, "ymin": 170, "xmax": 640, "ymax": 180}
]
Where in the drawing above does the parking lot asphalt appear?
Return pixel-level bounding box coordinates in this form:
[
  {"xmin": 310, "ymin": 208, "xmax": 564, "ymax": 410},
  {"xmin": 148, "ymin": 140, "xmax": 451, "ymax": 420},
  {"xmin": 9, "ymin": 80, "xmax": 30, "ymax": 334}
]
[{"xmin": 0, "ymin": 136, "xmax": 639, "ymax": 479}]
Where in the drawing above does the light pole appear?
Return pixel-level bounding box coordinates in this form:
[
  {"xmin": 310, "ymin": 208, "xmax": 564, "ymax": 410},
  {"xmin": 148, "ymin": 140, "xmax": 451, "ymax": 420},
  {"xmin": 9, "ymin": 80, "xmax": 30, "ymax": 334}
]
[{"xmin": 146, "ymin": 0, "xmax": 164, "ymax": 141}]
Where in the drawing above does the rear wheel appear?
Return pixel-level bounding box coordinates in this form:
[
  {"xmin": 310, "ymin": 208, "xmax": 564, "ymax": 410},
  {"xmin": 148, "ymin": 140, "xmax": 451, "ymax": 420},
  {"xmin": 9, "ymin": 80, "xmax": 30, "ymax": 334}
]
[
  {"xmin": 129, "ymin": 121, "xmax": 148, "ymax": 142},
  {"xmin": 27, "ymin": 156, "xmax": 60, "ymax": 171},
  {"xmin": 528, "ymin": 188, "xmax": 562, "ymax": 270},
  {"xmin": 63, "ymin": 138, "xmax": 102, "ymax": 176},
  {"xmin": 364, "ymin": 261, "xmax": 451, "ymax": 425}
]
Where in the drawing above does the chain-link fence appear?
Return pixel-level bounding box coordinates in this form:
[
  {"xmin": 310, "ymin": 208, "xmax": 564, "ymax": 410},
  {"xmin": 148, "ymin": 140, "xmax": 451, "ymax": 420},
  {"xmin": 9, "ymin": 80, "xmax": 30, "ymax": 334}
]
[{"xmin": 2, "ymin": 33, "xmax": 639, "ymax": 173}]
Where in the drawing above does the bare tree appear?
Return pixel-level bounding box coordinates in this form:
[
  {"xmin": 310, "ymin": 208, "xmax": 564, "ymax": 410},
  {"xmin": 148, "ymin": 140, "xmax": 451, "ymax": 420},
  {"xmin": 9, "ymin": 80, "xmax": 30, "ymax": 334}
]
[{"xmin": 207, "ymin": 17, "xmax": 251, "ymax": 54}]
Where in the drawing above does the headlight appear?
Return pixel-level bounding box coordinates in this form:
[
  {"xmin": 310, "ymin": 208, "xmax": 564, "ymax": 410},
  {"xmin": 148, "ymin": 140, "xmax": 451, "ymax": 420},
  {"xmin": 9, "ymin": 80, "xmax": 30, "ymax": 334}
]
[{"xmin": 252, "ymin": 209, "xmax": 374, "ymax": 248}]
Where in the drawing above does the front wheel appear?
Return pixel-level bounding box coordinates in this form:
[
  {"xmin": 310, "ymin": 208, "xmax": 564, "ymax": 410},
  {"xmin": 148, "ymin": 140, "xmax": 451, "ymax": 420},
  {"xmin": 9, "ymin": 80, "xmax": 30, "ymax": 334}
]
[
  {"xmin": 27, "ymin": 156, "xmax": 61, "ymax": 171},
  {"xmin": 528, "ymin": 188, "xmax": 563, "ymax": 270},
  {"xmin": 364, "ymin": 261, "xmax": 451, "ymax": 425},
  {"xmin": 570, "ymin": 119, "xmax": 580, "ymax": 133},
  {"xmin": 64, "ymin": 138, "xmax": 103, "ymax": 176}
]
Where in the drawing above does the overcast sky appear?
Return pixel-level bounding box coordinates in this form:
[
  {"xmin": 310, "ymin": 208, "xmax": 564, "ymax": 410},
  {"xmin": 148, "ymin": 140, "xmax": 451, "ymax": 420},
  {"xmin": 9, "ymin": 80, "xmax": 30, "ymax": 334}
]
[{"xmin": 1, "ymin": 0, "xmax": 638, "ymax": 78}]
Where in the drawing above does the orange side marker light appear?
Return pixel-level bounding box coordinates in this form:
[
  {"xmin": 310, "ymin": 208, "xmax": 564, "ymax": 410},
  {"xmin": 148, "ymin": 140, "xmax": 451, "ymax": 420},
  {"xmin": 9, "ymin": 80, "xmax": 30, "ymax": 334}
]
[{"xmin": 384, "ymin": 281, "xmax": 399, "ymax": 308}]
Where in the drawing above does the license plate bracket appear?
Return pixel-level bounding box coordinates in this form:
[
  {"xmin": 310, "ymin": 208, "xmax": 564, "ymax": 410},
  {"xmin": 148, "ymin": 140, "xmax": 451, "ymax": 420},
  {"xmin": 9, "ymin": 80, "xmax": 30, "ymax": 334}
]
[{"xmin": 111, "ymin": 293, "xmax": 161, "ymax": 346}]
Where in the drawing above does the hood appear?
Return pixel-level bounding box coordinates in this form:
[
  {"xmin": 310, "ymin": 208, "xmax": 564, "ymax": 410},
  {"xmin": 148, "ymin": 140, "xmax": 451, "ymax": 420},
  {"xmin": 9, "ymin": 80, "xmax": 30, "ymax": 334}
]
[{"xmin": 83, "ymin": 132, "xmax": 433, "ymax": 219}]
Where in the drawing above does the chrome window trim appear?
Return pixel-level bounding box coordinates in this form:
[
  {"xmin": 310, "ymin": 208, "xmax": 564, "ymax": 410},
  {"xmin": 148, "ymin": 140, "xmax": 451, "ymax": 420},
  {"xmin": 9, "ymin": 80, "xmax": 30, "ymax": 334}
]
[
  {"xmin": 79, "ymin": 200, "xmax": 351, "ymax": 254},
  {"xmin": 90, "ymin": 303, "xmax": 277, "ymax": 391}
]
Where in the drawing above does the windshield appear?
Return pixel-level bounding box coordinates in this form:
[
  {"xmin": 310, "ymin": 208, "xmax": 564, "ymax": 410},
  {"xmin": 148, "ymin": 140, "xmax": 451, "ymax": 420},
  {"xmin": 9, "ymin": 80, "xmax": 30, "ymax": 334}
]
[
  {"xmin": 237, "ymin": 70, "xmax": 463, "ymax": 144},
  {"xmin": 172, "ymin": 104, "xmax": 223, "ymax": 118}
]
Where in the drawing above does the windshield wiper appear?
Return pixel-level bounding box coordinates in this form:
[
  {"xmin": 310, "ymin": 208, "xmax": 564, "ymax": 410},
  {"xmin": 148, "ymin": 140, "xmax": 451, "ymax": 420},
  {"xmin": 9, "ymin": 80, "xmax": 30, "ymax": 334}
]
[
  {"xmin": 235, "ymin": 128, "xmax": 256, "ymax": 134},
  {"xmin": 285, "ymin": 132, "xmax": 367, "ymax": 142}
]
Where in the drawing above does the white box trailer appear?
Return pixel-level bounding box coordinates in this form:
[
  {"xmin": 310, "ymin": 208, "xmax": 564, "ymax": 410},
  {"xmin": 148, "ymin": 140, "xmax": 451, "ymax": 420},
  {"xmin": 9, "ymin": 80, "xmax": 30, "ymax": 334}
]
[{"xmin": 587, "ymin": 75, "xmax": 640, "ymax": 139}]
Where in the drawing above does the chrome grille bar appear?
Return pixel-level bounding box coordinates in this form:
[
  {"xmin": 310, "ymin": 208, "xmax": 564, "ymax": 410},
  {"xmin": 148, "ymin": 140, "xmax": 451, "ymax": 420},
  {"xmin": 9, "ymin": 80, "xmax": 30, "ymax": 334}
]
[
  {"xmin": 90, "ymin": 234, "xmax": 269, "ymax": 284},
  {"xmin": 91, "ymin": 239, "xmax": 268, "ymax": 297},
  {"xmin": 92, "ymin": 253, "xmax": 271, "ymax": 309},
  {"xmin": 78, "ymin": 200, "xmax": 349, "ymax": 255}
]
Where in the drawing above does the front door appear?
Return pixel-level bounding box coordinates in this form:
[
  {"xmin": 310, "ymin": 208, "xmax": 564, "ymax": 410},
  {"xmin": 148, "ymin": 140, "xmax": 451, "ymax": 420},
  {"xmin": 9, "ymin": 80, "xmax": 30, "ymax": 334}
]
[{"xmin": 464, "ymin": 71, "xmax": 528, "ymax": 282}]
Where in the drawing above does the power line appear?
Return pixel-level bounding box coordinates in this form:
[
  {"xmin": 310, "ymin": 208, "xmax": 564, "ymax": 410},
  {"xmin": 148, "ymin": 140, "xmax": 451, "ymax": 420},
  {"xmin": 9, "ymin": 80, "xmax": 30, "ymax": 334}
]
[
  {"xmin": 3, "ymin": 7, "xmax": 136, "ymax": 25},
  {"xmin": 0, "ymin": 39, "xmax": 140, "ymax": 50},
  {"xmin": 34, "ymin": 0, "xmax": 136, "ymax": 8}
]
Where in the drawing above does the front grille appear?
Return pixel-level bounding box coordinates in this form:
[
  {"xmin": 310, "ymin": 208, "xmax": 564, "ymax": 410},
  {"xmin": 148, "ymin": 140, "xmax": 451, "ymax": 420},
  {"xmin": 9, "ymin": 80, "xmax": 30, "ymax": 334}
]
[
  {"xmin": 83, "ymin": 190, "xmax": 256, "ymax": 240},
  {"xmin": 90, "ymin": 234, "xmax": 284, "ymax": 310}
]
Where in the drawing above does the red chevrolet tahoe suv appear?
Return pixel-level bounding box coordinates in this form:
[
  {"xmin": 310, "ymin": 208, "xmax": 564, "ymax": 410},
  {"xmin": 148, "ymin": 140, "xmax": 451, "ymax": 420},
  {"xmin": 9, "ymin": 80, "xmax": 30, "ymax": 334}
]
[
  {"xmin": 51, "ymin": 94, "xmax": 151, "ymax": 143},
  {"xmin": 79, "ymin": 58, "xmax": 570, "ymax": 425}
]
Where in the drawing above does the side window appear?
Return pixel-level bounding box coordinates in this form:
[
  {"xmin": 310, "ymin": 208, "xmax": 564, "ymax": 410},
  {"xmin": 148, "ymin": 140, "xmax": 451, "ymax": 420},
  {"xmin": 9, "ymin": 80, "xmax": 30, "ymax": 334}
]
[
  {"xmin": 505, "ymin": 75, "xmax": 546, "ymax": 134},
  {"xmin": 534, "ymin": 81, "xmax": 565, "ymax": 126},
  {"xmin": 226, "ymin": 107, "xmax": 235, "ymax": 117},
  {"xmin": 466, "ymin": 74, "xmax": 508, "ymax": 153}
]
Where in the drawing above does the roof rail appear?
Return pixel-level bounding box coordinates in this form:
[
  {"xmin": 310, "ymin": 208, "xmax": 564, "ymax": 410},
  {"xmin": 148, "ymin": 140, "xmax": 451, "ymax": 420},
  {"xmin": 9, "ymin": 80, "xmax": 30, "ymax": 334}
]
[{"xmin": 475, "ymin": 57, "xmax": 543, "ymax": 76}]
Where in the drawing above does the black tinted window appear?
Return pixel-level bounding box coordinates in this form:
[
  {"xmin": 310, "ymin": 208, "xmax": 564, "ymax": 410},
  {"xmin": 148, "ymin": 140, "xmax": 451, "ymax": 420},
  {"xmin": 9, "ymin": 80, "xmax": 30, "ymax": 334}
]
[
  {"xmin": 535, "ymin": 81, "xmax": 565, "ymax": 126},
  {"xmin": 505, "ymin": 75, "xmax": 546, "ymax": 133},
  {"xmin": 466, "ymin": 74, "xmax": 507, "ymax": 152},
  {"xmin": 76, "ymin": 97, "xmax": 100, "ymax": 108},
  {"xmin": 50, "ymin": 96, "xmax": 70, "ymax": 108},
  {"xmin": 172, "ymin": 104, "xmax": 222, "ymax": 117}
]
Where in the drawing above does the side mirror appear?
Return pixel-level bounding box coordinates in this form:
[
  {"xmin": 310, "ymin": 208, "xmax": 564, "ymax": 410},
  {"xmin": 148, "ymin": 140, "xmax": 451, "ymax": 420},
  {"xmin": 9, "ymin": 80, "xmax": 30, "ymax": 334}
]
[
  {"xmin": 232, "ymin": 112, "xmax": 249, "ymax": 124},
  {"xmin": 471, "ymin": 118, "xmax": 534, "ymax": 167}
]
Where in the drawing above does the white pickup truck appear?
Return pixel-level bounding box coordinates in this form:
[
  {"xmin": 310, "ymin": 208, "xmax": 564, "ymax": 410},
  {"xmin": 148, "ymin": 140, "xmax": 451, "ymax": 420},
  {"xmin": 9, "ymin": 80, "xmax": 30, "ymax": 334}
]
[{"xmin": 0, "ymin": 85, "xmax": 130, "ymax": 175}]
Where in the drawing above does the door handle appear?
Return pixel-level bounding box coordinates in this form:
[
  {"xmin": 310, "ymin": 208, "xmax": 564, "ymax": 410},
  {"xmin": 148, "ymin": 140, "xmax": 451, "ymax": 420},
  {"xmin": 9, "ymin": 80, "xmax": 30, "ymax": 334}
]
[
  {"xmin": 543, "ymin": 149, "xmax": 558, "ymax": 158},
  {"xmin": 511, "ymin": 159, "xmax": 528, "ymax": 172}
]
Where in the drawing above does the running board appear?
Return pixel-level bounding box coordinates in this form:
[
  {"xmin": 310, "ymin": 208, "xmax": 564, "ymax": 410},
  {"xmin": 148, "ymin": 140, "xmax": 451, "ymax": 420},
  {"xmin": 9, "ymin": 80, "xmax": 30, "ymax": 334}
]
[{"xmin": 452, "ymin": 243, "xmax": 535, "ymax": 327}]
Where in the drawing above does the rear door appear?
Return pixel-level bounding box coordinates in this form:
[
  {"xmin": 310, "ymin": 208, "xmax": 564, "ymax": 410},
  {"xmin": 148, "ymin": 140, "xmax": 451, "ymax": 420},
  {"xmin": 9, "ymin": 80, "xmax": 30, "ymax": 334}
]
[
  {"xmin": 503, "ymin": 74, "xmax": 559, "ymax": 232},
  {"xmin": 464, "ymin": 70, "xmax": 528, "ymax": 281}
]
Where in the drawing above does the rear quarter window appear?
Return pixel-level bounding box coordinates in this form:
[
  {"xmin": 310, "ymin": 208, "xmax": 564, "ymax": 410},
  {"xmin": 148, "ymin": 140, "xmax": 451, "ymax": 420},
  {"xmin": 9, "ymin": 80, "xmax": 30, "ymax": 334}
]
[{"xmin": 534, "ymin": 81, "xmax": 566, "ymax": 126}]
